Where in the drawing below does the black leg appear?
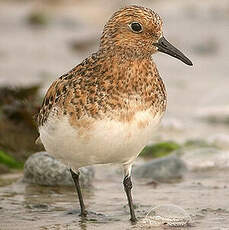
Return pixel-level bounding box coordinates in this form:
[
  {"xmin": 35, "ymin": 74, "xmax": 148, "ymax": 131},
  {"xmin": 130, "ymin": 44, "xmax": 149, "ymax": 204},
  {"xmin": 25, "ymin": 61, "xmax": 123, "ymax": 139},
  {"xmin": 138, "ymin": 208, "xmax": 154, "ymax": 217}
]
[
  {"xmin": 70, "ymin": 168, "xmax": 87, "ymax": 217},
  {"xmin": 123, "ymin": 175, "xmax": 137, "ymax": 222}
]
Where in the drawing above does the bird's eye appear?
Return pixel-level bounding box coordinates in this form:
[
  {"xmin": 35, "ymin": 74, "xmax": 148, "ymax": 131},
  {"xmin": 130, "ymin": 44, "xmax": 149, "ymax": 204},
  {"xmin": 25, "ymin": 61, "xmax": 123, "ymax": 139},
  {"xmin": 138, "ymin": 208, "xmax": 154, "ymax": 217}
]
[{"xmin": 130, "ymin": 22, "xmax": 143, "ymax": 33}]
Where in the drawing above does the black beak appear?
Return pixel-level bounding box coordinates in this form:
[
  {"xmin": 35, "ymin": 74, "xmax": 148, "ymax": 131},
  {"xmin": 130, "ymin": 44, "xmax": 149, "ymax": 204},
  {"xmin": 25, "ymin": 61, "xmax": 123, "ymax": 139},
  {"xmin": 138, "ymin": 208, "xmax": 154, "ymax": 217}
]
[{"xmin": 153, "ymin": 37, "xmax": 193, "ymax": 66}]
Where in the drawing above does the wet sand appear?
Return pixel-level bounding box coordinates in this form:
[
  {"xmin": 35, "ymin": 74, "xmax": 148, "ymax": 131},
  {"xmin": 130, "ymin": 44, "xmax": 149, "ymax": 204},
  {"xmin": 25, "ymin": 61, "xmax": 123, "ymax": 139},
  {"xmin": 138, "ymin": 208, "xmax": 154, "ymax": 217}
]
[{"xmin": 0, "ymin": 165, "xmax": 229, "ymax": 229}]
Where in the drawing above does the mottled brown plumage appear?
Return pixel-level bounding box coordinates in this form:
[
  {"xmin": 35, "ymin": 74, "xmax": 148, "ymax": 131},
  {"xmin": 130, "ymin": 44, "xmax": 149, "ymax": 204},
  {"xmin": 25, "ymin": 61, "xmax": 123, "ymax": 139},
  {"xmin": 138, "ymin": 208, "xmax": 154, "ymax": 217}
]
[
  {"xmin": 37, "ymin": 6, "xmax": 166, "ymax": 127},
  {"xmin": 37, "ymin": 5, "xmax": 192, "ymax": 221},
  {"xmin": 37, "ymin": 52, "xmax": 166, "ymax": 126}
]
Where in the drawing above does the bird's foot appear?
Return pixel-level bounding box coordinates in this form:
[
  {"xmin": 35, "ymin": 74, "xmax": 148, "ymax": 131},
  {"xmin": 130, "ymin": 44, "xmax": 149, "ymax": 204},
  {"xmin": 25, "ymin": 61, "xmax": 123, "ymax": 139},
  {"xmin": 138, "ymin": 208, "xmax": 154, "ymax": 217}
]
[
  {"xmin": 130, "ymin": 216, "xmax": 138, "ymax": 223},
  {"xmin": 79, "ymin": 209, "xmax": 88, "ymax": 217},
  {"xmin": 66, "ymin": 209, "xmax": 104, "ymax": 217}
]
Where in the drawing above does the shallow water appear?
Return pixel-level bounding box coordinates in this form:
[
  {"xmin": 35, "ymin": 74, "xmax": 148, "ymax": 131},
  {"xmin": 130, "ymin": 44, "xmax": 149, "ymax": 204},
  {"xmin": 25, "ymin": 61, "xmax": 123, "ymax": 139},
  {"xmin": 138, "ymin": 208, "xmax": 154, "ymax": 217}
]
[{"xmin": 0, "ymin": 164, "xmax": 229, "ymax": 229}]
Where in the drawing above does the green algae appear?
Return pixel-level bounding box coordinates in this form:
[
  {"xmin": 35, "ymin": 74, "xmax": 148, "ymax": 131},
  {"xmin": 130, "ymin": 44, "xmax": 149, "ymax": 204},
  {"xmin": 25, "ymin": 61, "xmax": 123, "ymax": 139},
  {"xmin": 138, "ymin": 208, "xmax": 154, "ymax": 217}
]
[
  {"xmin": 140, "ymin": 141, "xmax": 181, "ymax": 158},
  {"xmin": 0, "ymin": 150, "xmax": 23, "ymax": 169}
]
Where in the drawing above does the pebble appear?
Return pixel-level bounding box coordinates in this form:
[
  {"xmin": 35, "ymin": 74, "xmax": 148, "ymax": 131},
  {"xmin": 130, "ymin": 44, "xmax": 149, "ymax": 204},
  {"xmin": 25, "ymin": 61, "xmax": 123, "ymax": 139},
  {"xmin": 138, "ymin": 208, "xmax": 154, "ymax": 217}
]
[
  {"xmin": 133, "ymin": 154, "xmax": 187, "ymax": 183},
  {"xmin": 23, "ymin": 152, "xmax": 94, "ymax": 187}
]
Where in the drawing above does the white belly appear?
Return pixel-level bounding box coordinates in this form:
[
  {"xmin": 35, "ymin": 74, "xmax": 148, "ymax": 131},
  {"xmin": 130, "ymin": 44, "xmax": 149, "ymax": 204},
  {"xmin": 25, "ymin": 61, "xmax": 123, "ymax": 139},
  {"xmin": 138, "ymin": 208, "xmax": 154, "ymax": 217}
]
[{"xmin": 39, "ymin": 110, "xmax": 163, "ymax": 169}]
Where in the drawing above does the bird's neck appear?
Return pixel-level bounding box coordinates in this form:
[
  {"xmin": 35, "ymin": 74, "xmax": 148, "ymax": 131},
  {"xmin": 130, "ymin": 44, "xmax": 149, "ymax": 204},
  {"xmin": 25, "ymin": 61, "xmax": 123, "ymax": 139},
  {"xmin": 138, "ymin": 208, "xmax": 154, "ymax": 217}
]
[{"xmin": 98, "ymin": 49, "xmax": 159, "ymax": 83}]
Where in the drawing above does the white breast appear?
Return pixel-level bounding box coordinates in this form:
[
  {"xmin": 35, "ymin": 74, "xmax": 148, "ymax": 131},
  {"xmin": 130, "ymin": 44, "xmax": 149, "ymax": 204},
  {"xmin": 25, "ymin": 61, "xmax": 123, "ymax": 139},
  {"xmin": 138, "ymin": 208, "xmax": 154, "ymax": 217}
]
[{"xmin": 39, "ymin": 110, "xmax": 163, "ymax": 169}]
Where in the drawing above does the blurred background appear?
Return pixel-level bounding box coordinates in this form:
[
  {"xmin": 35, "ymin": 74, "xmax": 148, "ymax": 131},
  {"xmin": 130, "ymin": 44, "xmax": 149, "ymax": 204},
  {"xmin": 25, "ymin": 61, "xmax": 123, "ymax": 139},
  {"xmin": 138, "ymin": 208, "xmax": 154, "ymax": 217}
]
[{"xmin": 0, "ymin": 0, "xmax": 229, "ymax": 229}]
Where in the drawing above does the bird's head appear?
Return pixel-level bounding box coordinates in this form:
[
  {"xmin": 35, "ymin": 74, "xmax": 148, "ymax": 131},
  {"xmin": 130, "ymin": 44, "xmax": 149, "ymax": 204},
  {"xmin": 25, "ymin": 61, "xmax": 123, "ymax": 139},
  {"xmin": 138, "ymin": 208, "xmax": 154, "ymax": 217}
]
[{"xmin": 100, "ymin": 5, "xmax": 192, "ymax": 66}]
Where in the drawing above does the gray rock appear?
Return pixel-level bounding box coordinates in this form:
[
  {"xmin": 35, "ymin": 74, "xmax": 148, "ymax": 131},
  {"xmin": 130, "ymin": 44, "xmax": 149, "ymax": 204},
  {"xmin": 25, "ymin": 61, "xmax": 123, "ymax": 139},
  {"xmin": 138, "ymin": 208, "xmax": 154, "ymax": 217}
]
[
  {"xmin": 133, "ymin": 155, "xmax": 187, "ymax": 183},
  {"xmin": 23, "ymin": 152, "xmax": 94, "ymax": 187}
]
